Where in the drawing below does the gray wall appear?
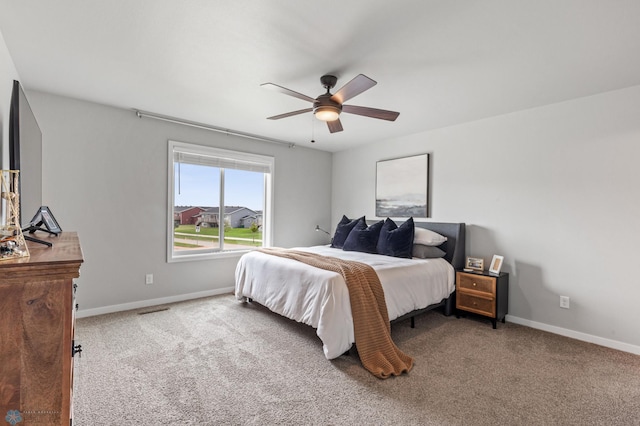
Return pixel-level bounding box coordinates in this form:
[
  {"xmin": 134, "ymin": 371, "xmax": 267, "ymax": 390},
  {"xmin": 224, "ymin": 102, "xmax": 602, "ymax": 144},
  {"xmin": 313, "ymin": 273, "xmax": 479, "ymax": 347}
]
[
  {"xmin": 333, "ymin": 85, "xmax": 640, "ymax": 353},
  {"xmin": 26, "ymin": 91, "xmax": 332, "ymax": 314}
]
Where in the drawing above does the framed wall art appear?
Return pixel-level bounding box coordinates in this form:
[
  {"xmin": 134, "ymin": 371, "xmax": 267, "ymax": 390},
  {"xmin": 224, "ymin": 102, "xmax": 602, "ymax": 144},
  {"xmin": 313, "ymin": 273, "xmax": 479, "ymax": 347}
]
[{"xmin": 375, "ymin": 153, "xmax": 429, "ymax": 217}]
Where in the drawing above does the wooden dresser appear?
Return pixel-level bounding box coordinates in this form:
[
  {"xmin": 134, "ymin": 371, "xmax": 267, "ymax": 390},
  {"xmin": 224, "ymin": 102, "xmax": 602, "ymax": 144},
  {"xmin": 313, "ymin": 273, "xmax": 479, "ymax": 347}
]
[{"xmin": 0, "ymin": 232, "xmax": 83, "ymax": 425}]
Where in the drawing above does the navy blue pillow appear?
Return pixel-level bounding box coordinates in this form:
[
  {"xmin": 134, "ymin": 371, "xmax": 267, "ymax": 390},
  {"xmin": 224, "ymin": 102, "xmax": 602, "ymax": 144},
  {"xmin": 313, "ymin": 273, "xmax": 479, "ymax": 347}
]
[
  {"xmin": 376, "ymin": 217, "xmax": 415, "ymax": 258},
  {"xmin": 343, "ymin": 219, "xmax": 384, "ymax": 254},
  {"xmin": 331, "ymin": 215, "xmax": 364, "ymax": 249}
]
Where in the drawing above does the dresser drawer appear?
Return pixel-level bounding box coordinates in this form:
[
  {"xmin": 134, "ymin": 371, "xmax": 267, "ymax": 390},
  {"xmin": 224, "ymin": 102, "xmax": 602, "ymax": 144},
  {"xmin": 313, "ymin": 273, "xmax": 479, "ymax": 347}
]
[
  {"xmin": 457, "ymin": 292, "xmax": 496, "ymax": 317},
  {"xmin": 457, "ymin": 273, "xmax": 495, "ymax": 295}
]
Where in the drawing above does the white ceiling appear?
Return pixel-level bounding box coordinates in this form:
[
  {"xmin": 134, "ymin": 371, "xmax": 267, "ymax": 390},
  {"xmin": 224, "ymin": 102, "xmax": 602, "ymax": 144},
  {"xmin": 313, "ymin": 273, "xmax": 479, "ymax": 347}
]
[{"xmin": 2, "ymin": 1, "xmax": 640, "ymax": 152}]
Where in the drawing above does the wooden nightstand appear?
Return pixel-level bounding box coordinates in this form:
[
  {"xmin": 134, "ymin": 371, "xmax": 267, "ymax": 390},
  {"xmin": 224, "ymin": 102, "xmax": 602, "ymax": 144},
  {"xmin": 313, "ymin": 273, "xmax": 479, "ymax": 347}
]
[{"xmin": 456, "ymin": 270, "xmax": 509, "ymax": 329}]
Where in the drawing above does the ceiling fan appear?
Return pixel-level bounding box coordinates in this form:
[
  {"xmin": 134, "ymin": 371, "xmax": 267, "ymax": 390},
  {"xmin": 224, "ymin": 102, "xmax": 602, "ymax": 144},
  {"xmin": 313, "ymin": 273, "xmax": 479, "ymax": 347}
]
[{"xmin": 261, "ymin": 74, "xmax": 399, "ymax": 133}]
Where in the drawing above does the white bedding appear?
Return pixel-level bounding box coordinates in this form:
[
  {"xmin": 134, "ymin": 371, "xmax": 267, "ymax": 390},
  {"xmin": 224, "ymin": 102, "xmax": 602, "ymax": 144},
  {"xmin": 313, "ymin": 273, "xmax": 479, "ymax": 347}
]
[{"xmin": 234, "ymin": 245, "xmax": 455, "ymax": 359}]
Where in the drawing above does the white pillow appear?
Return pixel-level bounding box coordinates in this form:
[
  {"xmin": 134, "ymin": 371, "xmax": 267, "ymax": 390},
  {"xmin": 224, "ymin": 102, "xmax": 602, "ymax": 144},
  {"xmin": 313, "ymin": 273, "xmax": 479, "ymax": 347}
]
[{"xmin": 413, "ymin": 227, "xmax": 447, "ymax": 246}]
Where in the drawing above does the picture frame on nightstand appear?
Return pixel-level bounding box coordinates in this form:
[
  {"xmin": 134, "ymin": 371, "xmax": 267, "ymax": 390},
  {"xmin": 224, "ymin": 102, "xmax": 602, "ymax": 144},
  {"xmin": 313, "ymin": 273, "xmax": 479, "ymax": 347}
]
[
  {"xmin": 489, "ymin": 255, "xmax": 504, "ymax": 275},
  {"xmin": 465, "ymin": 256, "xmax": 484, "ymax": 272}
]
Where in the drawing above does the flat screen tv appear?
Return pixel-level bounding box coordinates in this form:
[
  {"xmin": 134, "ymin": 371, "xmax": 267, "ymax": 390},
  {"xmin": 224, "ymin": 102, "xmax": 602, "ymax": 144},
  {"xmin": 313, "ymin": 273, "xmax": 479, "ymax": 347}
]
[{"xmin": 9, "ymin": 80, "xmax": 42, "ymax": 227}]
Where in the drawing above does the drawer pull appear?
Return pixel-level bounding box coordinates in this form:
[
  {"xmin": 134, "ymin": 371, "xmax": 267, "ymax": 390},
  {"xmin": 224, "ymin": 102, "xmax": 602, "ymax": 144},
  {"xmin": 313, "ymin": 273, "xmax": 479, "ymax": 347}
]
[{"xmin": 72, "ymin": 339, "xmax": 82, "ymax": 358}]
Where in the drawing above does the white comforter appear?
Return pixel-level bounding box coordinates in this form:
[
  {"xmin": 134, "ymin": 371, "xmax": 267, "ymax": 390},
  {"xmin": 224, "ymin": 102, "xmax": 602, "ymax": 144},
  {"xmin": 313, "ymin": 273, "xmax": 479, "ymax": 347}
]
[{"xmin": 234, "ymin": 246, "xmax": 455, "ymax": 359}]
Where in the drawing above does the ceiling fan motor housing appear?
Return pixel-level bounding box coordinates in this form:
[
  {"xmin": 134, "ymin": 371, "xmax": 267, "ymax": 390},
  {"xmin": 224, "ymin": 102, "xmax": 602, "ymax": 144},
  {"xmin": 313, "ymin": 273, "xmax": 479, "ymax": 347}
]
[{"xmin": 313, "ymin": 93, "xmax": 342, "ymax": 121}]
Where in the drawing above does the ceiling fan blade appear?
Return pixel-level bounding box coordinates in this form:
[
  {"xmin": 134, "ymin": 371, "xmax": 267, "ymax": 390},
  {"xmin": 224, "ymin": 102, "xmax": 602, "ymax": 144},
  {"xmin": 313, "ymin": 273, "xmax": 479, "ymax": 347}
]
[
  {"xmin": 267, "ymin": 108, "xmax": 313, "ymax": 120},
  {"xmin": 327, "ymin": 118, "xmax": 343, "ymax": 133},
  {"xmin": 261, "ymin": 83, "xmax": 315, "ymax": 103},
  {"xmin": 342, "ymin": 105, "xmax": 400, "ymax": 121},
  {"xmin": 331, "ymin": 74, "xmax": 376, "ymax": 104}
]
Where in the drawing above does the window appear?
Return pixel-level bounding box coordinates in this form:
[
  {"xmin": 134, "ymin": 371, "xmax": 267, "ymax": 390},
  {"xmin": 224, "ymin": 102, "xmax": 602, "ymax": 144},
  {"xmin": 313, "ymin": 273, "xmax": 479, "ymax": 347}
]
[{"xmin": 168, "ymin": 140, "xmax": 273, "ymax": 262}]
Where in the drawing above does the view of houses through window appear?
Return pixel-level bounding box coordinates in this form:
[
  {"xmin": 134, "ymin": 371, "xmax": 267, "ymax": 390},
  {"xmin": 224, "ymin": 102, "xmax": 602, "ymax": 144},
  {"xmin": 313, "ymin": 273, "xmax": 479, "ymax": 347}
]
[
  {"xmin": 173, "ymin": 203, "xmax": 264, "ymax": 251},
  {"xmin": 168, "ymin": 141, "xmax": 273, "ymax": 261}
]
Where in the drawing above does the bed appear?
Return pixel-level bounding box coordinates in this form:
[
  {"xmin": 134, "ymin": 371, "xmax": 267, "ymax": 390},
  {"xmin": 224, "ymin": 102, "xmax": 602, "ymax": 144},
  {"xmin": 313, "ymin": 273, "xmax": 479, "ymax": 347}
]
[{"xmin": 234, "ymin": 221, "xmax": 465, "ymax": 360}]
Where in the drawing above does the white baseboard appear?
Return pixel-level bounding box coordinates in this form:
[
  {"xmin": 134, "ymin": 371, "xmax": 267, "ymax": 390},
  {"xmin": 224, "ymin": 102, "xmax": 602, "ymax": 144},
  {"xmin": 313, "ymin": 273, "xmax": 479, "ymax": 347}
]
[
  {"xmin": 76, "ymin": 287, "xmax": 235, "ymax": 318},
  {"xmin": 506, "ymin": 315, "xmax": 640, "ymax": 356}
]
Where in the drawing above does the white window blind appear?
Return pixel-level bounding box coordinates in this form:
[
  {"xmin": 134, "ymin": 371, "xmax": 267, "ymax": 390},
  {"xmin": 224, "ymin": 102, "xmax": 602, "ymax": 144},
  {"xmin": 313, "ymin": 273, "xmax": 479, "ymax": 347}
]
[{"xmin": 172, "ymin": 147, "xmax": 272, "ymax": 173}]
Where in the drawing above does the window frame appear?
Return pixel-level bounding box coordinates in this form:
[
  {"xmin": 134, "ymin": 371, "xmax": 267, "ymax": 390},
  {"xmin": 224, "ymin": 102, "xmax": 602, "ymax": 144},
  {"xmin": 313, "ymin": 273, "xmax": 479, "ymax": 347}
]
[{"xmin": 167, "ymin": 140, "xmax": 274, "ymax": 263}]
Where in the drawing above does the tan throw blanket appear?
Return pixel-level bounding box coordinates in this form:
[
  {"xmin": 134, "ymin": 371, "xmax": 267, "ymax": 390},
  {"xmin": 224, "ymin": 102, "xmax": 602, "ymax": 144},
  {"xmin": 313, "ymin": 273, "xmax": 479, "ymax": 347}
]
[{"xmin": 257, "ymin": 248, "xmax": 413, "ymax": 378}]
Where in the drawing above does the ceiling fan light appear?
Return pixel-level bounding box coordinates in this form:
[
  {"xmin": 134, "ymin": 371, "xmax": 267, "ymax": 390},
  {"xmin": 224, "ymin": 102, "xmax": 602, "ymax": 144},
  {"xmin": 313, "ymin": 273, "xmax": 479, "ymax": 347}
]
[{"xmin": 314, "ymin": 106, "xmax": 340, "ymax": 122}]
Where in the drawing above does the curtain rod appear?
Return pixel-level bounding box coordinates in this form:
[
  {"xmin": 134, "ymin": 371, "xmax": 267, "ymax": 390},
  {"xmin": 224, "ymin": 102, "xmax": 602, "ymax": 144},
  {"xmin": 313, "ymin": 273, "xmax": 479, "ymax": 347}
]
[{"xmin": 134, "ymin": 109, "xmax": 296, "ymax": 149}]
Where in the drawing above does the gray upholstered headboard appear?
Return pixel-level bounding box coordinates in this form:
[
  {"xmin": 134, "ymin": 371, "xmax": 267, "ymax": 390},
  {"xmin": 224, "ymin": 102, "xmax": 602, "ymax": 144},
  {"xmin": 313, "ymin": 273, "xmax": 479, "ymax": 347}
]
[
  {"xmin": 414, "ymin": 222, "xmax": 466, "ymax": 270},
  {"xmin": 367, "ymin": 220, "xmax": 466, "ymax": 270}
]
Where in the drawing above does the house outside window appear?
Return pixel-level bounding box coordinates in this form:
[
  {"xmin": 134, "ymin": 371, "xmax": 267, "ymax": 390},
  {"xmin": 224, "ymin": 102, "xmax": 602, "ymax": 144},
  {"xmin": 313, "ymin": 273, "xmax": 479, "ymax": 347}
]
[{"xmin": 167, "ymin": 140, "xmax": 274, "ymax": 262}]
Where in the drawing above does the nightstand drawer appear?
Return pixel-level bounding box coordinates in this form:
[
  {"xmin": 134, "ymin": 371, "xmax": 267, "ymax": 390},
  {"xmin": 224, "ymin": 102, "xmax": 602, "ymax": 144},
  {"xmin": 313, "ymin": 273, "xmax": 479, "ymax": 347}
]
[
  {"xmin": 457, "ymin": 273, "xmax": 495, "ymax": 294},
  {"xmin": 457, "ymin": 292, "xmax": 495, "ymax": 317}
]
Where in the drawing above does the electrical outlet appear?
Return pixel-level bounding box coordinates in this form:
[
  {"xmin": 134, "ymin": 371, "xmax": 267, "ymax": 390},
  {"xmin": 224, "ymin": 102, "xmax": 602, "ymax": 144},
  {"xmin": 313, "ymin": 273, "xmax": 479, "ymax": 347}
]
[
  {"xmin": 560, "ymin": 295, "xmax": 570, "ymax": 309},
  {"xmin": 145, "ymin": 274, "xmax": 153, "ymax": 285}
]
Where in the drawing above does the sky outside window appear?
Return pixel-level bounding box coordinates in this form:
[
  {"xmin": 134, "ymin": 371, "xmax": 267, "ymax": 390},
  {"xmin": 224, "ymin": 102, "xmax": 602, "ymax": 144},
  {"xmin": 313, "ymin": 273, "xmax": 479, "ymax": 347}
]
[{"xmin": 174, "ymin": 163, "xmax": 264, "ymax": 210}]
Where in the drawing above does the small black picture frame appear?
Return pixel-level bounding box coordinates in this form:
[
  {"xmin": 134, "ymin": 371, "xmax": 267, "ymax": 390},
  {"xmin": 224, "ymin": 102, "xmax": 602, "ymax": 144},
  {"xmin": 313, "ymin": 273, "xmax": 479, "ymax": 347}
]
[{"xmin": 28, "ymin": 206, "xmax": 62, "ymax": 235}]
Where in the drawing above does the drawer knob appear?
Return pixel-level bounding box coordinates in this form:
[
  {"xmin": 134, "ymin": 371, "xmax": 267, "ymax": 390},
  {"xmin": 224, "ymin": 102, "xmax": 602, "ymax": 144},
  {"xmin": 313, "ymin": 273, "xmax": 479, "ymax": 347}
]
[{"xmin": 473, "ymin": 282, "xmax": 477, "ymax": 287}]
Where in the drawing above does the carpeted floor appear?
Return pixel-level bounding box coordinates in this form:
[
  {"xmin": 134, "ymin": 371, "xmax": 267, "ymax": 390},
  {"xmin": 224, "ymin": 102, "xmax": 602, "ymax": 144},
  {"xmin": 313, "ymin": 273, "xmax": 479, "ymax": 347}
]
[{"xmin": 73, "ymin": 294, "xmax": 640, "ymax": 425}]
